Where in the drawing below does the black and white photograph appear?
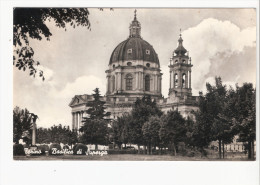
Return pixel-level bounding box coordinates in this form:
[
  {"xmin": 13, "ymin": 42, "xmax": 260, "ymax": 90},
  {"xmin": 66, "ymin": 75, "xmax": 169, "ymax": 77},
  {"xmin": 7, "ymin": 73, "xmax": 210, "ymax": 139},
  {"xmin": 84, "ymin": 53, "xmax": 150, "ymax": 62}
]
[
  {"xmin": 12, "ymin": 8, "xmax": 257, "ymax": 161},
  {"xmin": 0, "ymin": 2, "xmax": 259, "ymax": 185}
]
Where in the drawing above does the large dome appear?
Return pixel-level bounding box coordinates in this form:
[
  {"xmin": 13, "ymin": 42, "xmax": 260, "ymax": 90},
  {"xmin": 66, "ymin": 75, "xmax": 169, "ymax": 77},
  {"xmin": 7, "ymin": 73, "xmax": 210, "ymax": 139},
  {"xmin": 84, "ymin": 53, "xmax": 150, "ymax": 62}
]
[{"xmin": 109, "ymin": 37, "xmax": 160, "ymax": 66}]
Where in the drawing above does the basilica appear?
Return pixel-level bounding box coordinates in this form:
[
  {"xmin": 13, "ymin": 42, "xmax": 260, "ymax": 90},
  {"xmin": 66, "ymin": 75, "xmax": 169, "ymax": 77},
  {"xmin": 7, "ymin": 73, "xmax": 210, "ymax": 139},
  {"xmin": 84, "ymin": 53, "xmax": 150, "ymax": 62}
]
[{"xmin": 69, "ymin": 11, "xmax": 199, "ymax": 131}]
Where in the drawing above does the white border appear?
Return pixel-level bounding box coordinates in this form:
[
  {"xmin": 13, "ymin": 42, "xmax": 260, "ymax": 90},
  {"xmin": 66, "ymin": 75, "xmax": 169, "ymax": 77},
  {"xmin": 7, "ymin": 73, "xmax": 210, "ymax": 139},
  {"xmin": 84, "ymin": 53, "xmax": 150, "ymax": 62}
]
[{"xmin": 0, "ymin": 1, "xmax": 259, "ymax": 185}]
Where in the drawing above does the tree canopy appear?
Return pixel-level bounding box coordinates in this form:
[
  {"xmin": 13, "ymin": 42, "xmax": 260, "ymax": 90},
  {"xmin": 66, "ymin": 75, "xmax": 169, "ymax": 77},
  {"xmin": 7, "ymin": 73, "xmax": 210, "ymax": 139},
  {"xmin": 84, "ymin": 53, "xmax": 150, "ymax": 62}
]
[
  {"xmin": 79, "ymin": 88, "xmax": 110, "ymax": 149},
  {"xmin": 13, "ymin": 8, "xmax": 91, "ymax": 80},
  {"xmin": 13, "ymin": 106, "xmax": 35, "ymax": 144}
]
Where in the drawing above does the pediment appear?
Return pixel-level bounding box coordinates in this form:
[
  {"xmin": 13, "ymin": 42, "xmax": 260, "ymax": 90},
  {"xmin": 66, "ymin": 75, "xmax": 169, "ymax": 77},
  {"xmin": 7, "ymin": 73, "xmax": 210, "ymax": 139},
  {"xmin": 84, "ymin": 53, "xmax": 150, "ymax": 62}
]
[{"xmin": 69, "ymin": 96, "xmax": 85, "ymax": 107}]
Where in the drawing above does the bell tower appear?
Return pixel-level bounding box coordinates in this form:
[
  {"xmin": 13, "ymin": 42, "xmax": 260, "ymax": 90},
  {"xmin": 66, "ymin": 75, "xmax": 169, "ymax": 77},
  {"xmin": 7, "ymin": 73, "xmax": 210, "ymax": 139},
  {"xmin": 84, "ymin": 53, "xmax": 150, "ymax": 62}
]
[{"xmin": 169, "ymin": 30, "xmax": 193, "ymax": 98}]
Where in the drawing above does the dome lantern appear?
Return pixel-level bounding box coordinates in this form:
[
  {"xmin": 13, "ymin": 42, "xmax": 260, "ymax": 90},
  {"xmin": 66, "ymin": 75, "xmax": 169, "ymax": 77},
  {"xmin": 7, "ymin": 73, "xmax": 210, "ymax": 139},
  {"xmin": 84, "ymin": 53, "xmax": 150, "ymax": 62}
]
[{"xmin": 129, "ymin": 9, "xmax": 141, "ymax": 38}]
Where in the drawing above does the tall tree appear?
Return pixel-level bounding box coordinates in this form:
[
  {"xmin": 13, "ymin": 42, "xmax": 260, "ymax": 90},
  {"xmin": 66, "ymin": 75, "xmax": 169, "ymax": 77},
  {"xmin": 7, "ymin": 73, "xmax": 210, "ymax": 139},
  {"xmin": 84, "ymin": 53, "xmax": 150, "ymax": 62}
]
[
  {"xmin": 80, "ymin": 88, "xmax": 110, "ymax": 150},
  {"xmin": 13, "ymin": 106, "xmax": 34, "ymax": 144},
  {"xmin": 110, "ymin": 114, "xmax": 131, "ymax": 149},
  {"xmin": 79, "ymin": 119, "xmax": 108, "ymax": 150},
  {"xmin": 194, "ymin": 77, "xmax": 235, "ymax": 158},
  {"xmin": 229, "ymin": 83, "xmax": 256, "ymax": 159},
  {"xmin": 142, "ymin": 116, "xmax": 161, "ymax": 155},
  {"xmin": 159, "ymin": 110, "xmax": 187, "ymax": 156},
  {"xmin": 85, "ymin": 88, "xmax": 110, "ymax": 120},
  {"xmin": 128, "ymin": 96, "xmax": 162, "ymax": 153}
]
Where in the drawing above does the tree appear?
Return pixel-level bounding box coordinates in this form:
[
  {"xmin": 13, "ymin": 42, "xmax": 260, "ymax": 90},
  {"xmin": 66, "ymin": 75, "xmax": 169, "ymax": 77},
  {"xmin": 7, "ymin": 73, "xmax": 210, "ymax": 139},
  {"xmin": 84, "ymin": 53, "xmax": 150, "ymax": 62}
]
[
  {"xmin": 79, "ymin": 119, "xmax": 108, "ymax": 150},
  {"xmin": 159, "ymin": 110, "xmax": 187, "ymax": 156},
  {"xmin": 128, "ymin": 96, "xmax": 163, "ymax": 153},
  {"xmin": 193, "ymin": 77, "xmax": 235, "ymax": 158},
  {"xmin": 110, "ymin": 114, "xmax": 131, "ymax": 149},
  {"xmin": 36, "ymin": 125, "xmax": 78, "ymax": 146},
  {"xmin": 85, "ymin": 88, "xmax": 111, "ymax": 120},
  {"xmin": 13, "ymin": 8, "xmax": 111, "ymax": 79},
  {"xmin": 229, "ymin": 83, "xmax": 256, "ymax": 159},
  {"xmin": 80, "ymin": 88, "xmax": 110, "ymax": 150},
  {"xmin": 142, "ymin": 116, "xmax": 161, "ymax": 155},
  {"xmin": 13, "ymin": 106, "xmax": 33, "ymax": 144}
]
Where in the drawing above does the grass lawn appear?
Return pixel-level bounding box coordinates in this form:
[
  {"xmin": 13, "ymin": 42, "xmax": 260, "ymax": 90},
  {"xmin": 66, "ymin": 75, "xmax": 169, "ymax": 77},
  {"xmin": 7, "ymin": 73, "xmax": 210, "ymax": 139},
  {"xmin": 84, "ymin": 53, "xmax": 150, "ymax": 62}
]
[{"xmin": 13, "ymin": 153, "xmax": 250, "ymax": 161}]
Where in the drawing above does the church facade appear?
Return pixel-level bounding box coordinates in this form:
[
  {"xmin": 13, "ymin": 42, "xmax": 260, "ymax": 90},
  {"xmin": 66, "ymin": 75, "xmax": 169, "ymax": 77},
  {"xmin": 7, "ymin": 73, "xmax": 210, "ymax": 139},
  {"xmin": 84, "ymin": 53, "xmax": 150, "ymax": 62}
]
[{"xmin": 69, "ymin": 12, "xmax": 199, "ymax": 131}]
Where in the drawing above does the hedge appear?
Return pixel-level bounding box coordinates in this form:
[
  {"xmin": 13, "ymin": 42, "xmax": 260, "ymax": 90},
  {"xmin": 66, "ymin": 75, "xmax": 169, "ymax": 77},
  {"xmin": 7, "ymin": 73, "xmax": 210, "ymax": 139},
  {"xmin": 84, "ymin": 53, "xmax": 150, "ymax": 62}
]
[
  {"xmin": 49, "ymin": 143, "xmax": 62, "ymax": 155},
  {"xmin": 13, "ymin": 144, "xmax": 25, "ymax": 156},
  {"xmin": 73, "ymin": 143, "xmax": 88, "ymax": 155}
]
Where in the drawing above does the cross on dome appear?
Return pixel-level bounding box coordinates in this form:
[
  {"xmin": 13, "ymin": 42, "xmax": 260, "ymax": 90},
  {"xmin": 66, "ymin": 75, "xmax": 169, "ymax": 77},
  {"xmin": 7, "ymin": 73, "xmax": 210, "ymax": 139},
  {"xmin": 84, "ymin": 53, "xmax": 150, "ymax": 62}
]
[{"xmin": 129, "ymin": 9, "xmax": 141, "ymax": 37}]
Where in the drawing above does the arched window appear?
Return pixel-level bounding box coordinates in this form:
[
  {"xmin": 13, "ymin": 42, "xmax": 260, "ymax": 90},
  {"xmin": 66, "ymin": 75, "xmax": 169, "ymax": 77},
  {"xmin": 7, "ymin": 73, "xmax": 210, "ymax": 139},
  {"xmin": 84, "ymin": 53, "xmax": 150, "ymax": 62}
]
[
  {"xmin": 127, "ymin": 62, "xmax": 132, "ymax": 66},
  {"xmin": 182, "ymin": 73, "xmax": 186, "ymax": 88},
  {"xmin": 174, "ymin": 73, "xmax": 178, "ymax": 88},
  {"xmin": 125, "ymin": 74, "xmax": 133, "ymax": 90},
  {"xmin": 111, "ymin": 75, "xmax": 115, "ymax": 92},
  {"xmin": 145, "ymin": 75, "xmax": 150, "ymax": 91}
]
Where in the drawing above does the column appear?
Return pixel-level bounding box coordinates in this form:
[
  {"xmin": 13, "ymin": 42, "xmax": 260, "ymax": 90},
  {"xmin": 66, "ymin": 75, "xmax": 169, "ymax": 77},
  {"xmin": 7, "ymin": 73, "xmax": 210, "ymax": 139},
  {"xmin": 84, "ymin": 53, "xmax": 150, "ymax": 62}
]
[
  {"xmin": 79, "ymin": 112, "xmax": 82, "ymax": 128},
  {"xmin": 189, "ymin": 70, "xmax": 191, "ymax": 89},
  {"xmin": 140, "ymin": 72, "xmax": 144, "ymax": 90},
  {"xmin": 115, "ymin": 73, "xmax": 118, "ymax": 91},
  {"xmin": 185, "ymin": 72, "xmax": 188, "ymax": 89},
  {"xmin": 106, "ymin": 76, "xmax": 110, "ymax": 94},
  {"xmin": 169, "ymin": 71, "xmax": 172, "ymax": 89},
  {"xmin": 155, "ymin": 74, "xmax": 158, "ymax": 92},
  {"xmin": 178, "ymin": 71, "xmax": 182, "ymax": 88},
  {"xmin": 118, "ymin": 73, "xmax": 122, "ymax": 91},
  {"xmin": 75, "ymin": 112, "xmax": 78, "ymax": 131},
  {"xmin": 72, "ymin": 113, "xmax": 74, "ymax": 130},
  {"xmin": 135, "ymin": 72, "xmax": 139, "ymax": 90}
]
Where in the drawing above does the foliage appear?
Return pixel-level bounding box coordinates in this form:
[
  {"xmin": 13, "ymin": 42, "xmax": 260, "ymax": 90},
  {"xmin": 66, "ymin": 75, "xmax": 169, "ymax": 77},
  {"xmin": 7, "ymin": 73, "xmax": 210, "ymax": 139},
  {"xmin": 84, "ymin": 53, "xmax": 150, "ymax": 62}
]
[
  {"xmin": 79, "ymin": 119, "xmax": 108, "ymax": 147},
  {"xmin": 80, "ymin": 88, "xmax": 110, "ymax": 149},
  {"xmin": 36, "ymin": 124, "xmax": 78, "ymax": 145},
  {"xmin": 85, "ymin": 88, "xmax": 111, "ymax": 120},
  {"xmin": 73, "ymin": 143, "xmax": 88, "ymax": 155},
  {"xmin": 128, "ymin": 96, "xmax": 162, "ymax": 146},
  {"xmin": 192, "ymin": 77, "xmax": 235, "ymax": 158},
  {"xmin": 13, "ymin": 8, "xmax": 91, "ymax": 80},
  {"xmin": 142, "ymin": 116, "xmax": 161, "ymax": 153},
  {"xmin": 49, "ymin": 143, "xmax": 62, "ymax": 155},
  {"xmin": 228, "ymin": 83, "xmax": 256, "ymax": 159},
  {"xmin": 13, "ymin": 144, "xmax": 25, "ymax": 156},
  {"xmin": 159, "ymin": 110, "xmax": 187, "ymax": 155},
  {"xmin": 110, "ymin": 114, "xmax": 131, "ymax": 147},
  {"xmin": 13, "ymin": 106, "xmax": 35, "ymax": 144}
]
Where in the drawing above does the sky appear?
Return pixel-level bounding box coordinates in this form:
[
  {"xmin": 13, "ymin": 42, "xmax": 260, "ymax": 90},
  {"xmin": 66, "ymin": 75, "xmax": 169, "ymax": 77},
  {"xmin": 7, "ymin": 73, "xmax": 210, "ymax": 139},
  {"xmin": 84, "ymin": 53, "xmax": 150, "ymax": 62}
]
[{"xmin": 13, "ymin": 8, "xmax": 257, "ymax": 128}]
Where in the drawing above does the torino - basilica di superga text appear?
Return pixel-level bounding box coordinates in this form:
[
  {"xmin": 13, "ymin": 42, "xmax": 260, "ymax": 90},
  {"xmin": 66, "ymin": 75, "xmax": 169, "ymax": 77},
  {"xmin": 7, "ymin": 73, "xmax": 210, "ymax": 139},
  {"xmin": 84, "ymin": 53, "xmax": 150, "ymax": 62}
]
[{"xmin": 69, "ymin": 11, "xmax": 199, "ymax": 131}]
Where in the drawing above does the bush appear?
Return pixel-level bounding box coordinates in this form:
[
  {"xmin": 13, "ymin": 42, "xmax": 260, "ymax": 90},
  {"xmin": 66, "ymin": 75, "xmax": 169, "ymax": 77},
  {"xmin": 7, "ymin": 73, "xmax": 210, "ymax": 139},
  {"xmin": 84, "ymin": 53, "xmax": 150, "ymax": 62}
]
[
  {"xmin": 63, "ymin": 145, "xmax": 70, "ymax": 149},
  {"xmin": 73, "ymin": 143, "xmax": 88, "ymax": 155},
  {"xmin": 49, "ymin": 143, "xmax": 62, "ymax": 155},
  {"xmin": 37, "ymin": 145, "xmax": 49, "ymax": 155},
  {"xmin": 13, "ymin": 144, "xmax": 25, "ymax": 156},
  {"xmin": 23, "ymin": 144, "xmax": 29, "ymax": 149}
]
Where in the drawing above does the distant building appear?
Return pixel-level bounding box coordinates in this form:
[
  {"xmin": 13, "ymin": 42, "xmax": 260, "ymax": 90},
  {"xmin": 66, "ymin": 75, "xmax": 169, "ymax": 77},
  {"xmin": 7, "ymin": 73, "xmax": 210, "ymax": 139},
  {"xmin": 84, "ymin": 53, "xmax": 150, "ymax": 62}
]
[{"xmin": 69, "ymin": 11, "xmax": 199, "ymax": 131}]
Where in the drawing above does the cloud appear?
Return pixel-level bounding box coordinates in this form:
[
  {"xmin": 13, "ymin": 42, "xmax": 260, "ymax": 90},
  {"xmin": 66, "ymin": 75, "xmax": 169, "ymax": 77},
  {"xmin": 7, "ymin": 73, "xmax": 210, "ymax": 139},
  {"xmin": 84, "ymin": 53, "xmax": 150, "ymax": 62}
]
[
  {"xmin": 161, "ymin": 65, "xmax": 169, "ymax": 97},
  {"xmin": 49, "ymin": 75, "xmax": 106, "ymax": 99},
  {"xmin": 182, "ymin": 18, "xmax": 256, "ymax": 95},
  {"xmin": 33, "ymin": 65, "xmax": 55, "ymax": 87}
]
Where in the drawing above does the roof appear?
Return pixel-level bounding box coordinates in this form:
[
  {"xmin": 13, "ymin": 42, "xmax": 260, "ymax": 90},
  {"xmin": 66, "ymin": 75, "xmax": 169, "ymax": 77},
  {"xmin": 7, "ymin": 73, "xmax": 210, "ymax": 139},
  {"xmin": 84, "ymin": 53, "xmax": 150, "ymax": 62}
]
[{"xmin": 109, "ymin": 37, "xmax": 160, "ymax": 66}]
